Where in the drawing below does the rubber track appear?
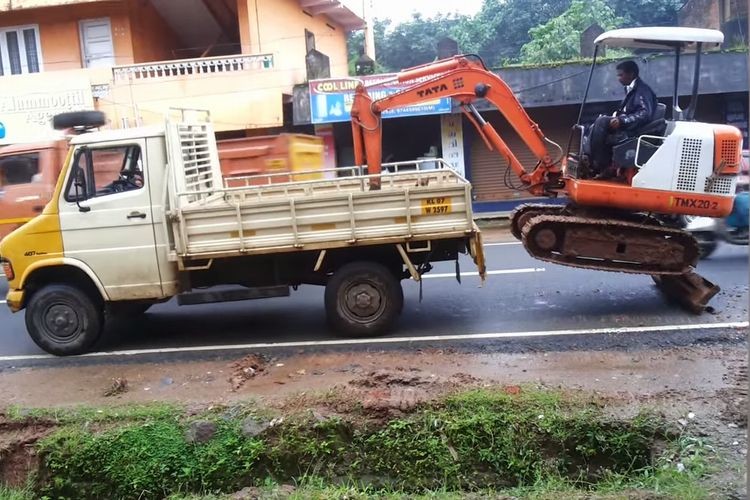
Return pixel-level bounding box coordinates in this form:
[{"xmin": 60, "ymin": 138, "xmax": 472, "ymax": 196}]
[
  {"xmin": 521, "ymin": 214, "xmax": 701, "ymax": 275},
  {"xmin": 509, "ymin": 203, "xmax": 566, "ymax": 240}
]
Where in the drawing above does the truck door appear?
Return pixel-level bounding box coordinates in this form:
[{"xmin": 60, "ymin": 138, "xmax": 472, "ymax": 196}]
[{"xmin": 58, "ymin": 140, "xmax": 163, "ymax": 300}]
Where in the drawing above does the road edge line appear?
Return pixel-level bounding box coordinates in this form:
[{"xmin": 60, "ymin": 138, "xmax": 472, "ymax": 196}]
[{"xmin": 0, "ymin": 321, "xmax": 746, "ymax": 362}]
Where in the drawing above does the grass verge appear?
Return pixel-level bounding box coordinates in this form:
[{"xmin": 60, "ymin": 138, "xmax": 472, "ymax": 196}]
[{"xmin": 0, "ymin": 388, "xmax": 717, "ymax": 499}]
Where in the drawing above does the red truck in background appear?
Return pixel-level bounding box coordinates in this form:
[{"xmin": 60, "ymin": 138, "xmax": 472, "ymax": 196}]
[
  {"xmin": 0, "ymin": 132, "xmax": 324, "ymax": 240},
  {"xmin": 0, "ymin": 140, "xmax": 67, "ymax": 240}
]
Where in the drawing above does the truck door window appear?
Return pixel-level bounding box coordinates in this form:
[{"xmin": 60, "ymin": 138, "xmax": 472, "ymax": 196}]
[
  {"xmin": 65, "ymin": 145, "xmax": 143, "ymax": 201},
  {"xmin": 0, "ymin": 153, "xmax": 40, "ymax": 188}
]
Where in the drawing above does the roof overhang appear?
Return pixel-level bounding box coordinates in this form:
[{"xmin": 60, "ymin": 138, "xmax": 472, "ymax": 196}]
[
  {"xmin": 69, "ymin": 125, "xmax": 164, "ymax": 145},
  {"xmin": 0, "ymin": 0, "xmax": 110, "ymax": 11},
  {"xmin": 298, "ymin": 0, "xmax": 366, "ymax": 30},
  {"xmin": 595, "ymin": 27, "xmax": 724, "ymax": 51}
]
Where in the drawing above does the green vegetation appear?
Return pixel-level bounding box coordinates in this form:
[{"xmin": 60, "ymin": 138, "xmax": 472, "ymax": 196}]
[
  {"xmin": 347, "ymin": 0, "xmax": 688, "ymax": 72},
  {"xmin": 520, "ymin": 0, "xmax": 625, "ymax": 64},
  {"xmin": 6, "ymin": 402, "xmax": 178, "ymax": 424},
  {"xmin": 0, "ymin": 388, "xmax": 718, "ymax": 500},
  {"xmin": 39, "ymin": 419, "xmax": 264, "ymax": 499},
  {"xmin": 0, "ymin": 484, "xmax": 35, "ymax": 500}
]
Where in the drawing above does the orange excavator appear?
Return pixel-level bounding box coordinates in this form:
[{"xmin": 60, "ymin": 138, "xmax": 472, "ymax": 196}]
[{"xmin": 350, "ymin": 27, "xmax": 743, "ymax": 312}]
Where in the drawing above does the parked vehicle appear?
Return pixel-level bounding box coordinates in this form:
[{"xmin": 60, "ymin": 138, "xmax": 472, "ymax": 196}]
[{"xmin": 0, "ymin": 110, "xmax": 486, "ymax": 355}]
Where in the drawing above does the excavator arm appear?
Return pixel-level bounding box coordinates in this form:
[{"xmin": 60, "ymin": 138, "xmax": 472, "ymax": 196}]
[{"xmin": 351, "ymin": 56, "xmax": 562, "ymax": 194}]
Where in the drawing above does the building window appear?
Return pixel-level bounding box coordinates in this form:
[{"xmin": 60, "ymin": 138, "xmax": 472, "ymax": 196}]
[
  {"xmin": 0, "ymin": 25, "xmax": 42, "ymax": 76},
  {"xmin": 305, "ymin": 29, "xmax": 316, "ymax": 53}
]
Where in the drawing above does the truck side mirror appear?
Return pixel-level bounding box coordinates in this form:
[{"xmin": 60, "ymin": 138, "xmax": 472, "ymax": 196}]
[{"xmin": 73, "ymin": 166, "xmax": 91, "ymax": 213}]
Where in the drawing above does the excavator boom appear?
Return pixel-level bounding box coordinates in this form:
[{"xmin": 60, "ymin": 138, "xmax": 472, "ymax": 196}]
[{"xmin": 351, "ymin": 56, "xmax": 561, "ymax": 193}]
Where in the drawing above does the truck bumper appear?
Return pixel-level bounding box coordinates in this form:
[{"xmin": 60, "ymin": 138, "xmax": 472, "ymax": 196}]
[{"xmin": 5, "ymin": 290, "xmax": 24, "ymax": 312}]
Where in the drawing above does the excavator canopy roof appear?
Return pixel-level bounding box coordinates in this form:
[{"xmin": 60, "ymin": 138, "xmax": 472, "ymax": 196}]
[{"xmin": 594, "ymin": 27, "xmax": 724, "ymax": 51}]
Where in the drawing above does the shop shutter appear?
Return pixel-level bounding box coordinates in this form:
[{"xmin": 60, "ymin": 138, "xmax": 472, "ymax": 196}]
[{"xmin": 469, "ymin": 108, "xmax": 573, "ymax": 202}]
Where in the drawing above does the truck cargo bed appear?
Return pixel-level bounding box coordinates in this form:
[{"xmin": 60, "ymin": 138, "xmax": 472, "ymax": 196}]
[
  {"xmin": 170, "ymin": 165, "xmax": 475, "ymax": 259},
  {"xmin": 164, "ymin": 116, "xmax": 478, "ymax": 262}
]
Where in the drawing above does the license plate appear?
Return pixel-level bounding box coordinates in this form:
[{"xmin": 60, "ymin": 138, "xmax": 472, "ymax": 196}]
[{"xmin": 421, "ymin": 197, "xmax": 452, "ymax": 215}]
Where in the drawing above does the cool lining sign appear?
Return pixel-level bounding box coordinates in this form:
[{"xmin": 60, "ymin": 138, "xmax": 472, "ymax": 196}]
[{"xmin": 309, "ymin": 74, "xmax": 452, "ymax": 124}]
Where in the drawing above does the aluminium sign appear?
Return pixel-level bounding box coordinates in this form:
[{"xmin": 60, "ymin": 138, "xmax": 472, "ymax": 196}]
[{"xmin": 309, "ymin": 73, "xmax": 452, "ymax": 124}]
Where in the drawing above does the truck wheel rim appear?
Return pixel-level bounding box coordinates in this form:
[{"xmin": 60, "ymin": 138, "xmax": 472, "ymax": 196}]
[
  {"xmin": 43, "ymin": 304, "xmax": 81, "ymax": 342},
  {"xmin": 342, "ymin": 282, "xmax": 384, "ymax": 322}
]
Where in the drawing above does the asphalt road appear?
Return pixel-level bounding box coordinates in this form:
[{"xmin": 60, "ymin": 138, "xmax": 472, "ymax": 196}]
[{"xmin": 0, "ymin": 242, "xmax": 747, "ymax": 361}]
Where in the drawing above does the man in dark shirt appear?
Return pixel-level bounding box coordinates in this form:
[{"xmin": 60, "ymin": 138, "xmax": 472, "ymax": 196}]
[{"xmin": 587, "ymin": 60, "xmax": 657, "ymax": 179}]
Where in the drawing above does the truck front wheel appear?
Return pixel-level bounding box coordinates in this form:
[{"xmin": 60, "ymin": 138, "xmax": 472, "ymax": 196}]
[
  {"xmin": 325, "ymin": 262, "xmax": 403, "ymax": 337},
  {"xmin": 25, "ymin": 284, "xmax": 104, "ymax": 356}
]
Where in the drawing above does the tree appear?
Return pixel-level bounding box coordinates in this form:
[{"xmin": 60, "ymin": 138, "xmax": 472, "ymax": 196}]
[
  {"xmin": 375, "ymin": 13, "xmax": 472, "ymax": 71},
  {"xmin": 472, "ymin": 0, "xmax": 575, "ymax": 65},
  {"xmin": 519, "ymin": 0, "xmax": 625, "ymax": 64},
  {"xmin": 345, "ymin": 0, "xmax": 684, "ymax": 73},
  {"xmin": 612, "ymin": 0, "xmax": 683, "ymax": 27},
  {"xmin": 347, "ymin": 0, "xmax": 575, "ymax": 70},
  {"xmin": 347, "ymin": 19, "xmax": 389, "ymax": 75}
]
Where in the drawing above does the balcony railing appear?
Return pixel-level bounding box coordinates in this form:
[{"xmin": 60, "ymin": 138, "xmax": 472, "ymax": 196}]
[{"xmin": 113, "ymin": 53, "xmax": 274, "ymax": 82}]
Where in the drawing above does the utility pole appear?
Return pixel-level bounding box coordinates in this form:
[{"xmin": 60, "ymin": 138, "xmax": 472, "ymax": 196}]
[{"xmin": 363, "ymin": 0, "xmax": 375, "ymax": 61}]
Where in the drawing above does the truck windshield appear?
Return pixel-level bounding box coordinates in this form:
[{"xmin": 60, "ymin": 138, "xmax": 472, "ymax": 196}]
[{"xmin": 0, "ymin": 153, "xmax": 40, "ymax": 187}]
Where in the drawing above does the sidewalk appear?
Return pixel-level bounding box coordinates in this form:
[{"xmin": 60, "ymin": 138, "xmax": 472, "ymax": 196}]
[{"xmin": 475, "ymin": 217, "xmax": 514, "ymax": 243}]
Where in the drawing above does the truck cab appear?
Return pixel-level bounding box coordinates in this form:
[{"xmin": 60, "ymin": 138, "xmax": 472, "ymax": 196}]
[{"xmin": 55, "ymin": 126, "xmax": 179, "ymax": 301}]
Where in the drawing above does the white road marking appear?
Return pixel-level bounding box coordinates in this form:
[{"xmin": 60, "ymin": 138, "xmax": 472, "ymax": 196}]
[
  {"xmin": 423, "ymin": 268, "xmax": 544, "ymax": 279},
  {"xmin": 0, "ymin": 321, "xmax": 746, "ymax": 363},
  {"xmin": 484, "ymin": 241, "xmax": 522, "ymax": 247},
  {"xmin": 0, "ymin": 300, "xmax": 6, "ymax": 304}
]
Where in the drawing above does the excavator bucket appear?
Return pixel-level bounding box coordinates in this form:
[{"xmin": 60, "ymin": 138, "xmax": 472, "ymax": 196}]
[{"xmin": 651, "ymin": 271, "xmax": 720, "ymax": 314}]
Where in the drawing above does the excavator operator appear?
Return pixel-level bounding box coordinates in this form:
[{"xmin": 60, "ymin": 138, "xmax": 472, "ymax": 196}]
[{"xmin": 585, "ymin": 60, "xmax": 657, "ymax": 180}]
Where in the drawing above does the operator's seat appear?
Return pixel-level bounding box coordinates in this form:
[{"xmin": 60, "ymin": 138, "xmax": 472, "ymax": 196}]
[
  {"xmin": 636, "ymin": 102, "xmax": 667, "ymax": 136},
  {"xmin": 612, "ymin": 102, "xmax": 668, "ymax": 169}
]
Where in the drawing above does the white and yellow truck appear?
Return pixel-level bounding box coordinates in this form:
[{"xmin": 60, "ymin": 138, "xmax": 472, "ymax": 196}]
[{"xmin": 0, "ymin": 110, "xmax": 486, "ymax": 355}]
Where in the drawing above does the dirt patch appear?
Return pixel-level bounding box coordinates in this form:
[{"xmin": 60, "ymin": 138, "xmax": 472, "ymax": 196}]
[
  {"xmin": 103, "ymin": 377, "xmax": 129, "ymax": 397},
  {"xmin": 0, "ymin": 347, "xmax": 743, "ymax": 411},
  {"xmin": 228, "ymin": 354, "xmax": 268, "ymax": 391},
  {"xmin": 349, "ymin": 368, "xmax": 433, "ymax": 388},
  {"xmin": 718, "ymin": 359, "xmax": 748, "ymax": 428},
  {"xmin": 0, "ymin": 415, "xmax": 56, "ymax": 487},
  {"xmin": 344, "ymin": 369, "xmax": 489, "ymax": 419}
]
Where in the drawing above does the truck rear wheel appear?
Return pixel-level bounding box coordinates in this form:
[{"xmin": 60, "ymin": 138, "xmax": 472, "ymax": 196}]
[
  {"xmin": 325, "ymin": 261, "xmax": 403, "ymax": 337},
  {"xmin": 25, "ymin": 284, "xmax": 104, "ymax": 356}
]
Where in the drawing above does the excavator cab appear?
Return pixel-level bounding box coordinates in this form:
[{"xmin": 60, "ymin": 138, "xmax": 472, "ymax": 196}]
[{"xmin": 568, "ymin": 27, "xmax": 727, "ymax": 182}]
